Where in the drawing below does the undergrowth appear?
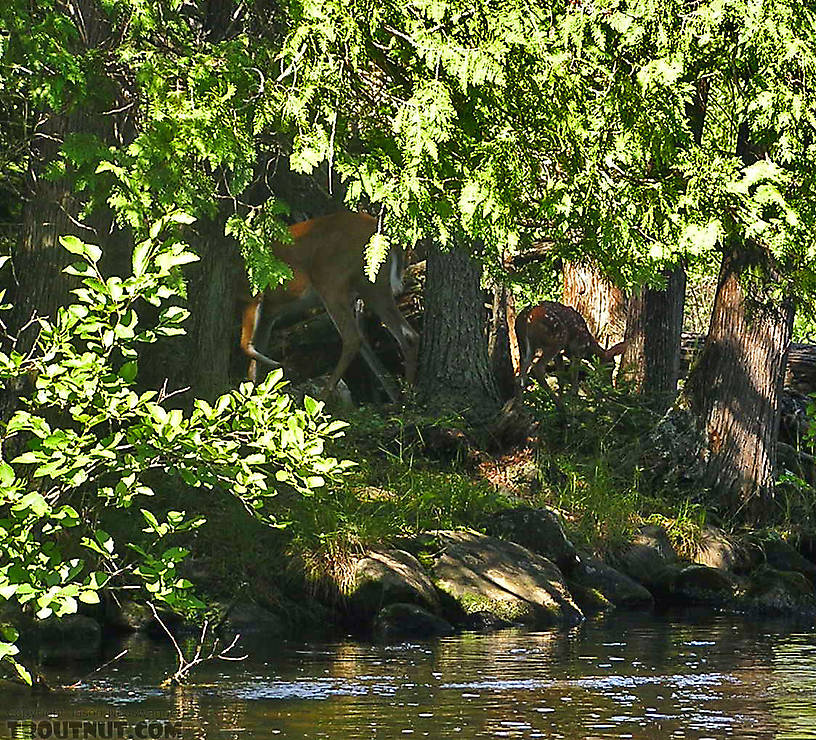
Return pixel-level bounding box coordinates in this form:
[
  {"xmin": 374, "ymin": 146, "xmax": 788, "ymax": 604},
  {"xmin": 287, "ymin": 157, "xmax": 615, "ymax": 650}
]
[
  {"xmin": 184, "ymin": 366, "xmax": 814, "ymax": 608},
  {"xmin": 525, "ymin": 364, "xmax": 709, "ymax": 556}
]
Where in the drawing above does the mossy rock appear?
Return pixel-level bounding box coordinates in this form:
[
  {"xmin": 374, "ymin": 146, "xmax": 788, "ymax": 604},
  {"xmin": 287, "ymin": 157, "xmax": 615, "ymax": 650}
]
[
  {"xmin": 105, "ymin": 598, "xmax": 154, "ymax": 632},
  {"xmin": 348, "ymin": 550, "xmax": 439, "ymax": 623},
  {"xmin": 483, "ymin": 507, "xmax": 579, "ymax": 574},
  {"xmin": 614, "ymin": 525, "xmax": 679, "ymax": 590},
  {"xmin": 567, "ymin": 583, "xmax": 614, "ymax": 616},
  {"xmin": 32, "ymin": 615, "xmax": 102, "ymax": 662},
  {"xmin": 692, "ymin": 527, "xmax": 753, "ymax": 573},
  {"xmin": 744, "ymin": 565, "xmax": 816, "ymax": 617},
  {"xmin": 220, "ymin": 601, "xmax": 285, "ymax": 639},
  {"xmin": 428, "ymin": 530, "xmax": 583, "ymax": 628},
  {"xmin": 670, "ymin": 564, "xmax": 737, "ymax": 605},
  {"xmin": 749, "ymin": 535, "xmax": 816, "ymax": 583},
  {"xmin": 570, "ymin": 553, "xmax": 654, "ymax": 610}
]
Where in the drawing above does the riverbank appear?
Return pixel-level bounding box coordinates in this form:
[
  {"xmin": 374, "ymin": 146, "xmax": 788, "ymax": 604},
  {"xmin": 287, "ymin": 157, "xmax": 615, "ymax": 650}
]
[{"xmin": 13, "ymin": 384, "xmax": 816, "ymax": 668}]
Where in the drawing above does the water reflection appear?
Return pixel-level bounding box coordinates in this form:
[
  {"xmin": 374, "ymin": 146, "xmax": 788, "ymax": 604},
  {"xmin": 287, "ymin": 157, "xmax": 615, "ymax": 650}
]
[{"xmin": 1, "ymin": 612, "xmax": 814, "ymax": 738}]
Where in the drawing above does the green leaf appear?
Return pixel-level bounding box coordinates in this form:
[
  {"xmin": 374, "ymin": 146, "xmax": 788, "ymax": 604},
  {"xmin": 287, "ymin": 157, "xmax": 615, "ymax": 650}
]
[
  {"xmin": 59, "ymin": 236, "xmax": 102, "ymax": 263},
  {"xmin": 0, "ymin": 463, "xmax": 14, "ymax": 488},
  {"xmin": 78, "ymin": 591, "xmax": 100, "ymax": 605},
  {"xmin": 364, "ymin": 233, "xmax": 390, "ymax": 283},
  {"xmin": 15, "ymin": 662, "xmax": 32, "ymax": 686},
  {"xmin": 12, "ymin": 492, "xmax": 50, "ymax": 518},
  {"xmin": 141, "ymin": 509, "xmax": 160, "ymax": 531},
  {"xmin": 169, "ymin": 212, "xmax": 196, "ymax": 225},
  {"xmin": 132, "ymin": 239, "xmax": 152, "ymax": 276},
  {"xmin": 119, "ymin": 361, "xmax": 138, "ymax": 382}
]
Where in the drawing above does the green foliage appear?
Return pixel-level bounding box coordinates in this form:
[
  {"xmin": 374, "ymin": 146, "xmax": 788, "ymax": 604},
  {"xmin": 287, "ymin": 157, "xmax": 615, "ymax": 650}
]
[
  {"xmin": 274, "ymin": 0, "xmax": 816, "ymax": 306},
  {"xmin": 0, "ymin": 223, "xmax": 351, "ymax": 683},
  {"xmin": 528, "ymin": 368, "xmax": 704, "ymax": 552},
  {"xmin": 281, "ymin": 406, "xmax": 510, "ymax": 580}
]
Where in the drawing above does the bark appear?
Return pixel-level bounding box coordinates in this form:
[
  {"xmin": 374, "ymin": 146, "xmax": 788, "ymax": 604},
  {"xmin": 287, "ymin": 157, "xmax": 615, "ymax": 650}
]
[
  {"xmin": 681, "ymin": 335, "xmax": 816, "ymax": 395},
  {"xmin": 621, "ymin": 264, "xmax": 686, "ymax": 409},
  {"xmin": 417, "ymin": 240, "xmax": 499, "ymax": 420},
  {"xmin": 488, "ymin": 282, "xmax": 518, "ymax": 402},
  {"xmin": 0, "ymin": 1, "xmax": 131, "ymax": 435},
  {"xmin": 139, "ymin": 216, "xmax": 244, "ymax": 402},
  {"xmin": 563, "ymin": 262, "xmax": 626, "ymax": 347},
  {"xmin": 685, "ymin": 250, "xmax": 794, "ymax": 520}
]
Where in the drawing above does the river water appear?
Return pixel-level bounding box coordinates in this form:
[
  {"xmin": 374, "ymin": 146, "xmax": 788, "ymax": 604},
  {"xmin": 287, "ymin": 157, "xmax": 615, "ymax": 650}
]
[{"xmin": 2, "ymin": 611, "xmax": 815, "ymax": 739}]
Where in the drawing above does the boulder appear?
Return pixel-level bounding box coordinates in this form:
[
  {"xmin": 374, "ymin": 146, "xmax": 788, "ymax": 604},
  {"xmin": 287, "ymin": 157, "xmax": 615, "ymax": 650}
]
[
  {"xmin": 744, "ymin": 566, "xmax": 816, "ymax": 617},
  {"xmin": 569, "ymin": 553, "xmax": 653, "ymax": 610},
  {"xmin": 104, "ymin": 598, "xmax": 188, "ymax": 636},
  {"xmin": 429, "ymin": 530, "xmax": 583, "ymax": 627},
  {"xmin": 483, "ymin": 507, "xmax": 579, "ymax": 573},
  {"xmin": 220, "ymin": 601, "xmax": 284, "ymax": 639},
  {"xmin": 373, "ymin": 603, "xmax": 454, "ymax": 641},
  {"xmin": 567, "ymin": 582, "xmax": 615, "ymax": 616},
  {"xmin": 105, "ymin": 598, "xmax": 154, "ymax": 632},
  {"xmin": 670, "ymin": 564, "xmax": 737, "ymax": 605},
  {"xmin": 754, "ymin": 536, "xmax": 816, "ymax": 583},
  {"xmin": 615, "ymin": 525, "xmax": 679, "ymax": 590},
  {"xmin": 692, "ymin": 527, "xmax": 751, "ymax": 572},
  {"xmin": 460, "ymin": 611, "xmax": 514, "ymax": 632},
  {"xmin": 34, "ymin": 615, "xmax": 102, "ymax": 661},
  {"xmin": 348, "ymin": 550, "xmax": 439, "ymax": 621}
]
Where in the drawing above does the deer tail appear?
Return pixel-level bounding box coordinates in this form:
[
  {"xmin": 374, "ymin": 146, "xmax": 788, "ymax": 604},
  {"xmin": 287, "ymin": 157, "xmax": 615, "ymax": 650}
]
[{"xmin": 389, "ymin": 246, "xmax": 405, "ymax": 296}]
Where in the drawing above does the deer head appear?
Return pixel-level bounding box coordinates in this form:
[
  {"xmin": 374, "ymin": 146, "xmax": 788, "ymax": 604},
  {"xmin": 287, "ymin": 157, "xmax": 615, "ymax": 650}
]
[
  {"xmin": 238, "ymin": 211, "xmax": 419, "ymax": 399},
  {"xmin": 515, "ymin": 301, "xmax": 625, "ymax": 392}
]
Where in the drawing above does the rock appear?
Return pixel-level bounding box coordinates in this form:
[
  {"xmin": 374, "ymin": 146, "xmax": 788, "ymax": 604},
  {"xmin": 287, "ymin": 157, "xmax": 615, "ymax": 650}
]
[
  {"xmin": 348, "ymin": 550, "xmax": 439, "ymax": 621},
  {"xmin": 483, "ymin": 507, "xmax": 579, "ymax": 573},
  {"xmin": 461, "ymin": 611, "xmax": 514, "ymax": 632},
  {"xmin": 671, "ymin": 564, "xmax": 737, "ymax": 605},
  {"xmin": 615, "ymin": 525, "xmax": 679, "ymax": 589},
  {"xmin": 288, "ymin": 377, "xmax": 353, "ymax": 409},
  {"xmin": 744, "ymin": 566, "xmax": 816, "ymax": 617},
  {"xmin": 569, "ymin": 553, "xmax": 653, "ymax": 610},
  {"xmin": 644, "ymin": 408, "xmax": 707, "ymax": 487},
  {"xmin": 429, "ymin": 530, "xmax": 583, "ymax": 627},
  {"xmin": 692, "ymin": 527, "xmax": 751, "ymax": 572},
  {"xmin": 221, "ymin": 601, "xmax": 284, "ymax": 638},
  {"xmin": 755, "ymin": 536, "xmax": 816, "ymax": 583},
  {"xmin": 567, "ymin": 582, "xmax": 614, "ymax": 616},
  {"xmin": 33, "ymin": 615, "xmax": 102, "ymax": 661},
  {"xmin": 104, "ymin": 598, "xmax": 189, "ymax": 636},
  {"xmin": 373, "ymin": 603, "xmax": 454, "ymax": 640},
  {"xmin": 105, "ymin": 598, "xmax": 154, "ymax": 631}
]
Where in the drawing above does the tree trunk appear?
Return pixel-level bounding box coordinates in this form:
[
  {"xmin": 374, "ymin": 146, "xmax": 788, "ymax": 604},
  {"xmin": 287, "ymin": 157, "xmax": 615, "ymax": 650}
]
[
  {"xmin": 622, "ymin": 264, "xmax": 686, "ymax": 409},
  {"xmin": 488, "ymin": 282, "xmax": 518, "ymax": 401},
  {"xmin": 7, "ymin": 115, "xmax": 82, "ymax": 350},
  {"xmin": 185, "ymin": 220, "xmax": 243, "ymax": 399},
  {"xmin": 417, "ymin": 240, "xmax": 499, "ymax": 420},
  {"xmin": 563, "ymin": 262, "xmax": 626, "ymax": 347},
  {"xmin": 6, "ymin": 0, "xmax": 123, "ymax": 343},
  {"xmin": 685, "ymin": 249, "xmax": 794, "ymax": 520}
]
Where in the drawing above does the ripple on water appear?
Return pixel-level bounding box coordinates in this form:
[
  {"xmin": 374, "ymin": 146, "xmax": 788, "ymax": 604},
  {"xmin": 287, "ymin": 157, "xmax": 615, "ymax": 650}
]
[{"xmin": 2, "ymin": 613, "xmax": 813, "ymax": 740}]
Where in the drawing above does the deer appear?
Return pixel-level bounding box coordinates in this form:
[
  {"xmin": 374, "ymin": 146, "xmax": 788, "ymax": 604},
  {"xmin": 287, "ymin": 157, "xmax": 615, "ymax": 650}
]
[
  {"xmin": 515, "ymin": 301, "xmax": 625, "ymax": 406},
  {"xmin": 239, "ymin": 211, "xmax": 419, "ymax": 400}
]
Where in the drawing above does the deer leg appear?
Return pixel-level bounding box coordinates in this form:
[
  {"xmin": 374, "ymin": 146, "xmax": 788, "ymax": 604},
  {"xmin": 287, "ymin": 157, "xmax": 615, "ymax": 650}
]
[
  {"xmin": 240, "ymin": 297, "xmax": 283, "ymax": 382},
  {"xmin": 530, "ymin": 352, "xmax": 564, "ymax": 412},
  {"xmin": 320, "ymin": 293, "xmax": 363, "ymax": 397},
  {"xmin": 359, "ymin": 283, "xmax": 419, "ymax": 385},
  {"xmin": 518, "ymin": 339, "xmax": 537, "ymax": 392}
]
